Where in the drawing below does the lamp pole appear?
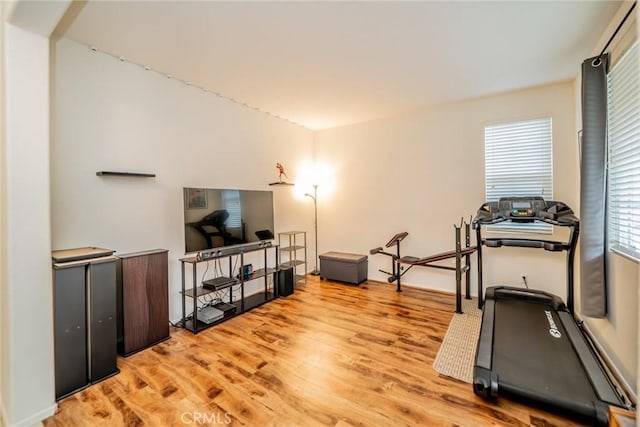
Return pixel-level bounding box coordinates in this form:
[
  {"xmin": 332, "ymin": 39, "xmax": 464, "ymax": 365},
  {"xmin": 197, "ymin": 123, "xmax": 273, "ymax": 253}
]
[{"xmin": 305, "ymin": 184, "xmax": 320, "ymax": 275}]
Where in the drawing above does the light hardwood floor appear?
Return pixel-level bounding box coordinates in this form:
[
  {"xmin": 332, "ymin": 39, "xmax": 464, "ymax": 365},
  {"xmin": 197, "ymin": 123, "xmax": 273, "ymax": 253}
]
[{"xmin": 45, "ymin": 276, "xmax": 585, "ymax": 426}]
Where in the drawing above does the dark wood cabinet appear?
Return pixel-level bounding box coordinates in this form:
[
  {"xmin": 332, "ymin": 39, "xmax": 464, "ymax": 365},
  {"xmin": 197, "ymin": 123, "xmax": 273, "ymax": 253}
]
[{"xmin": 117, "ymin": 249, "xmax": 170, "ymax": 356}]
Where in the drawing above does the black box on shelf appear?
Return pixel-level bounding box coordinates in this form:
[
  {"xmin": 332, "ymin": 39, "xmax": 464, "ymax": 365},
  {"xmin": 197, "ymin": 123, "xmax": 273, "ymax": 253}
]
[
  {"xmin": 213, "ymin": 301, "xmax": 237, "ymax": 316},
  {"xmin": 203, "ymin": 276, "xmax": 236, "ymax": 290}
]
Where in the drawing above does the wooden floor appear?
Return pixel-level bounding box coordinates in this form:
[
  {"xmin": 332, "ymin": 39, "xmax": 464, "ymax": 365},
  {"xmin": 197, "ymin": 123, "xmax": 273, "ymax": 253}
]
[{"xmin": 45, "ymin": 277, "xmax": 586, "ymax": 426}]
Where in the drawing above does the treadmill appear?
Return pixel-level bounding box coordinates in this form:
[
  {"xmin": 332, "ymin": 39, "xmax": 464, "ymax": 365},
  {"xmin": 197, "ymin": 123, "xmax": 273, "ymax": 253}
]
[{"xmin": 472, "ymin": 197, "xmax": 626, "ymax": 426}]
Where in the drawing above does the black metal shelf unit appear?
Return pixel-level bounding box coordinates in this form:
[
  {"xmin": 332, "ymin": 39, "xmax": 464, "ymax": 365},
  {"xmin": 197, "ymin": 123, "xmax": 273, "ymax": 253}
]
[{"xmin": 179, "ymin": 244, "xmax": 279, "ymax": 334}]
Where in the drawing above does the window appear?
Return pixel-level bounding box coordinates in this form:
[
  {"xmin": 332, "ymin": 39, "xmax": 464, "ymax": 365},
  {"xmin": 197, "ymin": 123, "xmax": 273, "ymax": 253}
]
[
  {"xmin": 607, "ymin": 41, "xmax": 640, "ymax": 261},
  {"xmin": 221, "ymin": 190, "xmax": 242, "ymax": 229},
  {"xmin": 485, "ymin": 118, "xmax": 553, "ymax": 233}
]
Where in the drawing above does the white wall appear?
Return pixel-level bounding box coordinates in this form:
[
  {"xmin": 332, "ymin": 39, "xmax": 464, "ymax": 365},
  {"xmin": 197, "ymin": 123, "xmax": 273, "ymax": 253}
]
[
  {"xmin": 3, "ymin": 27, "xmax": 57, "ymax": 424},
  {"xmin": 1, "ymin": 6, "xmax": 6, "ymax": 425},
  {"xmin": 316, "ymin": 82, "xmax": 577, "ymax": 301},
  {"xmin": 1, "ymin": 1, "xmax": 72, "ymax": 424},
  {"xmin": 585, "ymin": 254, "xmax": 639, "ymax": 395},
  {"xmin": 52, "ymin": 38, "xmax": 314, "ymax": 322}
]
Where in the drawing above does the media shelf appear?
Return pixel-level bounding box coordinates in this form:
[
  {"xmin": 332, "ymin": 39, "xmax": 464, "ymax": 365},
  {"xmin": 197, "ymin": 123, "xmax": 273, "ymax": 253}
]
[
  {"xmin": 240, "ymin": 267, "xmax": 277, "ymax": 281},
  {"xmin": 244, "ymin": 290, "xmax": 277, "ymax": 311},
  {"xmin": 183, "ymin": 284, "xmax": 234, "ymax": 299},
  {"xmin": 278, "ymin": 231, "xmax": 307, "ymax": 284},
  {"xmin": 182, "ymin": 300, "xmax": 243, "ymax": 333},
  {"xmin": 179, "ymin": 244, "xmax": 279, "ymax": 334}
]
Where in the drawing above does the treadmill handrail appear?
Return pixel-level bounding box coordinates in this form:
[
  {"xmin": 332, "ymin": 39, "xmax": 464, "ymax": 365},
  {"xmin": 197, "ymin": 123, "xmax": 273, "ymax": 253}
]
[
  {"xmin": 473, "ymin": 213, "xmax": 579, "ymax": 228},
  {"xmin": 482, "ymin": 238, "xmax": 571, "ymax": 252}
]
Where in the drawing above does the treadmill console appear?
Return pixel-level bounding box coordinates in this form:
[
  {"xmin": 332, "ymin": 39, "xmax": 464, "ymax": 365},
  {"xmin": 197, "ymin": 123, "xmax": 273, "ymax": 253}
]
[
  {"xmin": 474, "ymin": 196, "xmax": 578, "ymax": 227},
  {"xmin": 498, "ymin": 197, "xmax": 547, "ymax": 220}
]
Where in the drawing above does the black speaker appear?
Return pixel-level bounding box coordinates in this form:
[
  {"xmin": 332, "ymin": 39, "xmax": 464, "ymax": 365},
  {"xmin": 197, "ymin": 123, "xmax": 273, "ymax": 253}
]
[
  {"xmin": 277, "ymin": 267, "xmax": 294, "ymax": 297},
  {"xmin": 88, "ymin": 258, "xmax": 118, "ymax": 383},
  {"xmin": 53, "ymin": 264, "xmax": 88, "ymax": 400}
]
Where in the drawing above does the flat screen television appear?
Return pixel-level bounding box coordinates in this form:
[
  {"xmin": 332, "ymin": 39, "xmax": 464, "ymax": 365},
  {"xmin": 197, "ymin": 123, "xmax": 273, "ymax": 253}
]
[{"xmin": 183, "ymin": 187, "xmax": 275, "ymax": 254}]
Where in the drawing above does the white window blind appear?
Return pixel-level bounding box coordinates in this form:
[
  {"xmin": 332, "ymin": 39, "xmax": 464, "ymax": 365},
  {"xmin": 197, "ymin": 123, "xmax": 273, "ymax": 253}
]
[
  {"xmin": 485, "ymin": 118, "xmax": 553, "ymax": 233},
  {"xmin": 221, "ymin": 190, "xmax": 242, "ymax": 229},
  {"xmin": 607, "ymin": 41, "xmax": 640, "ymax": 261}
]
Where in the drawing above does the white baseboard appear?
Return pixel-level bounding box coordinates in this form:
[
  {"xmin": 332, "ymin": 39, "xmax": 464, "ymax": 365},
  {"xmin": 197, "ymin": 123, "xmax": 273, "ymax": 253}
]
[{"xmin": 1, "ymin": 402, "xmax": 57, "ymax": 427}]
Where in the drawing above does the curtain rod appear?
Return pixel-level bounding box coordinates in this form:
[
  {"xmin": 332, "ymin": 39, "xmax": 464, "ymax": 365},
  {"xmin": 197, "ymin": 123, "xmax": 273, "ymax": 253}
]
[{"xmin": 593, "ymin": 1, "xmax": 636, "ymax": 66}]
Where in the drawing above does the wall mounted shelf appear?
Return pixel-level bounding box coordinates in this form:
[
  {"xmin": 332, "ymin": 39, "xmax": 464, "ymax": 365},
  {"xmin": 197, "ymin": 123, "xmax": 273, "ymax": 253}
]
[
  {"xmin": 96, "ymin": 171, "xmax": 156, "ymax": 178},
  {"xmin": 268, "ymin": 181, "xmax": 294, "ymax": 186}
]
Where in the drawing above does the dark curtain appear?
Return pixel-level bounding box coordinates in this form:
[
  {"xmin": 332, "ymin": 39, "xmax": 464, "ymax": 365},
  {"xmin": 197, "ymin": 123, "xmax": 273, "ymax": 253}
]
[{"xmin": 579, "ymin": 54, "xmax": 608, "ymax": 318}]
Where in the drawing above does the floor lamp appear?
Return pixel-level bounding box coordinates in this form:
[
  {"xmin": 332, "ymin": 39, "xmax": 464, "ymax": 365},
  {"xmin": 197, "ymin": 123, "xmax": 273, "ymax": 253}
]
[{"xmin": 305, "ymin": 184, "xmax": 320, "ymax": 276}]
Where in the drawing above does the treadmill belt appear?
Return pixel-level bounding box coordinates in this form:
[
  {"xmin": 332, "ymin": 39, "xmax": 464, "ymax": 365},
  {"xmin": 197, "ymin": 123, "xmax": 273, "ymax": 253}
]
[{"xmin": 493, "ymin": 299, "xmax": 598, "ymax": 410}]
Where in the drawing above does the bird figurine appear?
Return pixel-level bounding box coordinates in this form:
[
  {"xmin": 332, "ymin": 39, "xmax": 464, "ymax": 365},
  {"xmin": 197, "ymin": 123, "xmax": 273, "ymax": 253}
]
[{"xmin": 276, "ymin": 163, "xmax": 288, "ymax": 182}]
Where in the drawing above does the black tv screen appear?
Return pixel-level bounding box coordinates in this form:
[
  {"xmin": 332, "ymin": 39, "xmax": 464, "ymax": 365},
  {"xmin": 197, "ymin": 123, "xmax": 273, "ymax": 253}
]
[{"xmin": 183, "ymin": 187, "xmax": 275, "ymax": 254}]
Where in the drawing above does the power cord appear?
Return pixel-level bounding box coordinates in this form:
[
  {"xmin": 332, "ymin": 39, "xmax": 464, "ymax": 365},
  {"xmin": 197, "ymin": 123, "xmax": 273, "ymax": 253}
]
[{"xmin": 200, "ymin": 260, "xmax": 210, "ymax": 285}]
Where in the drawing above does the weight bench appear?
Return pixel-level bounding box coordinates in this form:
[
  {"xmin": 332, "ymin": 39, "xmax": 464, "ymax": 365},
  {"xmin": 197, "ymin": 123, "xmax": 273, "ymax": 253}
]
[{"xmin": 370, "ymin": 219, "xmax": 477, "ymax": 313}]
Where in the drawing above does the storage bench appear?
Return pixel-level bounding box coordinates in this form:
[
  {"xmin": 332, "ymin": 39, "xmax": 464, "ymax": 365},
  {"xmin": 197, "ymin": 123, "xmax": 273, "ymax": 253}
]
[{"xmin": 319, "ymin": 252, "xmax": 368, "ymax": 285}]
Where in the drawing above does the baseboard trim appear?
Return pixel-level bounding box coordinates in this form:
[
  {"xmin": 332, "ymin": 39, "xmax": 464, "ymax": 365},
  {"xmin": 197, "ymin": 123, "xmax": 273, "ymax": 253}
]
[
  {"xmin": 366, "ymin": 278, "xmax": 473, "ymax": 297},
  {"xmin": 2, "ymin": 402, "xmax": 57, "ymax": 427}
]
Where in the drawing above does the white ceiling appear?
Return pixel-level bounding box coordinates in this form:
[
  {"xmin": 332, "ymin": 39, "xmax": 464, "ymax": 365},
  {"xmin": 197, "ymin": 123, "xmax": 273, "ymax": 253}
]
[{"xmin": 58, "ymin": 1, "xmax": 622, "ymax": 130}]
